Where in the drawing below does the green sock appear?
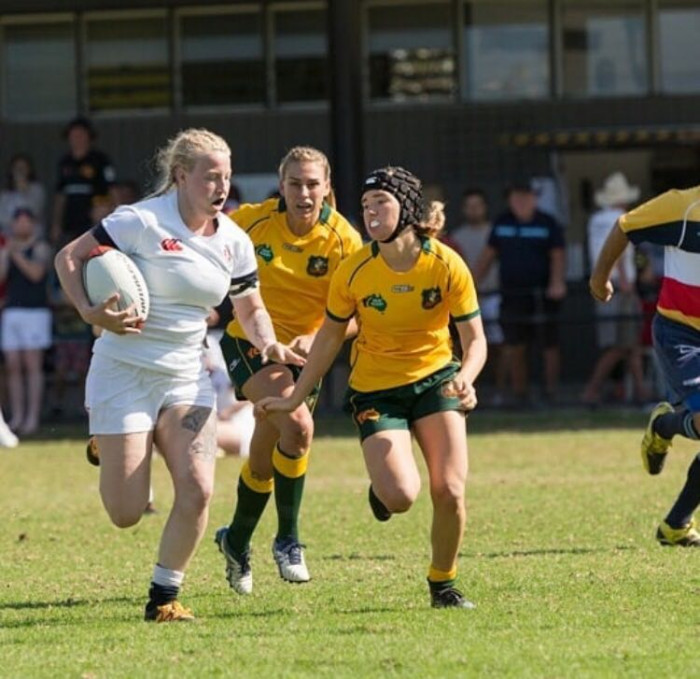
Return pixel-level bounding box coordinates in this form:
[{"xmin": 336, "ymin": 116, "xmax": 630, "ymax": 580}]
[
  {"xmin": 227, "ymin": 462, "xmax": 272, "ymax": 556},
  {"xmin": 273, "ymin": 445, "xmax": 308, "ymax": 541}
]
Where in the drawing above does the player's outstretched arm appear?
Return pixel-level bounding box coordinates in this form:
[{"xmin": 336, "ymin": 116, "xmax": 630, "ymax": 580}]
[
  {"xmin": 590, "ymin": 220, "xmax": 630, "ymax": 303},
  {"xmin": 232, "ymin": 291, "xmax": 305, "ymax": 367},
  {"xmin": 256, "ymin": 316, "xmax": 349, "ymax": 417}
]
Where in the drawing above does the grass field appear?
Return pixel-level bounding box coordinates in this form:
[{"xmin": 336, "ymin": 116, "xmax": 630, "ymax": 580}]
[{"xmin": 2, "ymin": 411, "xmax": 700, "ymax": 678}]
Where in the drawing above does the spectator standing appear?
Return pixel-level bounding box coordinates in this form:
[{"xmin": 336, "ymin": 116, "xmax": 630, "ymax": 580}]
[
  {"xmin": 474, "ymin": 181, "xmax": 566, "ymax": 404},
  {"xmin": 0, "ymin": 154, "xmax": 46, "ymax": 235},
  {"xmin": 51, "ymin": 116, "xmax": 116, "ymax": 246},
  {"xmin": 0, "ymin": 208, "xmax": 52, "ymax": 434},
  {"xmin": 582, "ymin": 173, "xmax": 647, "ymax": 405},
  {"xmin": 451, "ymin": 188, "xmax": 507, "ymax": 405}
]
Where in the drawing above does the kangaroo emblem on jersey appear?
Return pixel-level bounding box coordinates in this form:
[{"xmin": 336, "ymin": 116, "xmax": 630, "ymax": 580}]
[
  {"xmin": 362, "ymin": 293, "xmax": 388, "ymax": 313},
  {"xmin": 255, "ymin": 244, "xmax": 274, "ymax": 263},
  {"xmin": 356, "ymin": 408, "xmax": 381, "ymax": 424},
  {"xmin": 421, "ymin": 287, "xmax": 442, "ymax": 309},
  {"xmin": 307, "ymin": 255, "xmax": 329, "ymax": 277}
]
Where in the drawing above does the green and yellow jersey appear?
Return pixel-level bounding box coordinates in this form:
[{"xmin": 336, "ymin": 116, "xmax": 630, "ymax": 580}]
[
  {"xmin": 327, "ymin": 237, "xmax": 480, "ymax": 392},
  {"xmin": 226, "ymin": 197, "xmax": 362, "ymax": 343}
]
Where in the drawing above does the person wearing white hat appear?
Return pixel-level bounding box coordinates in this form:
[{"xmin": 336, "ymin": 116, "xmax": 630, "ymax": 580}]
[{"xmin": 582, "ymin": 173, "xmax": 647, "ymax": 405}]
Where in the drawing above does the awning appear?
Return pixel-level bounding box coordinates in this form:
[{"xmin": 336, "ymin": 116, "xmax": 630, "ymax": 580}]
[{"xmin": 500, "ymin": 126, "xmax": 700, "ymax": 149}]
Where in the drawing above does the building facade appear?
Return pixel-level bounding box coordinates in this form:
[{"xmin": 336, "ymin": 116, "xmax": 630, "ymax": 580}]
[{"xmin": 1, "ymin": 0, "xmax": 699, "ymax": 393}]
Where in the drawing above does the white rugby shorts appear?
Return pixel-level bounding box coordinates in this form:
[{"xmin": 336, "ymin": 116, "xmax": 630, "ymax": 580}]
[{"xmin": 85, "ymin": 354, "xmax": 214, "ymax": 434}]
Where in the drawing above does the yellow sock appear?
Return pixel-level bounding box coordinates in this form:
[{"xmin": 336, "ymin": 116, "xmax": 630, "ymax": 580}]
[
  {"xmin": 241, "ymin": 460, "xmax": 273, "ymax": 494},
  {"xmin": 428, "ymin": 564, "xmax": 457, "ymax": 583},
  {"xmin": 272, "ymin": 445, "xmax": 309, "ymax": 478}
]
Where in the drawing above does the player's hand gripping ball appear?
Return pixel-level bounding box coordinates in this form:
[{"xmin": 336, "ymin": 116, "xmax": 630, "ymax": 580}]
[{"xmin": 83, "ymin": 246, "xmax": 150, "ymax": 322}]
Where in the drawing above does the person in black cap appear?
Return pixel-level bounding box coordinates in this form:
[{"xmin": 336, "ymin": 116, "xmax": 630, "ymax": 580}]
[
  {"xmin": 256, "ymin": 165, "xmax": 487, "ymax": 609},
  {"xmin": 50, "ymin": 116, "xmax": 116, "ymax": 246},
  {"xmin": 474, "ymin": 180, "xmax": 566, "ymax": 405}
]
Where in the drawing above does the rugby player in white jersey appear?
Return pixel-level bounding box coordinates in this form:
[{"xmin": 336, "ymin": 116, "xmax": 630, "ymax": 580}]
[{"xmin": 55, "ymin": 128, "xmax": 303, "ymax": 622}]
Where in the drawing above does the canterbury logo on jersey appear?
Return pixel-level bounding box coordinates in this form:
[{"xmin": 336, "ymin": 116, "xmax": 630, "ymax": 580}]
[
  {"xmin": 421, "ymin": 287, "xmax": 442, "ymax": 309},
  {"xmin": 356, "ymin": 408, "xmax": 381, "ymax": 424},
  {"xmin": 255, "ymin": 244, "xmax": 274, "ymax": 263},
  {"xmin": 392, "ymin": 284, "xmax": 414, "ymax": 293},
  {"xmin": 362, "ymin": 293, "xmax": 387, "ymax": 313},
  {"xmin": 307, "ymin": 256, "xmax": 329, "ymax": 277},
  {"xmin": 160, "ymin": 238, "xmax": 183, "ymax": 251}
]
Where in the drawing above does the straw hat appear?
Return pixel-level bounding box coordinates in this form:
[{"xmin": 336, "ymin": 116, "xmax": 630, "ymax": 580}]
[{"xmin": 594, "ymin": 172, "xmax": 640, "ymax": 208}]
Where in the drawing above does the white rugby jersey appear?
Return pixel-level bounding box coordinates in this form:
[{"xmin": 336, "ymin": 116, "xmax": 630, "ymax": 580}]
[{"xmin": 93, "ymin": 191, "xmax": 257, "ymax": 378}]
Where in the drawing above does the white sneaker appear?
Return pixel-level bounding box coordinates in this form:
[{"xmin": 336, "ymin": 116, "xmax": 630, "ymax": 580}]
[
  {"xmin": 215, "ymin": 527, "xmax": 253, "ymax": 595},
  {"xmin": 272, "ymin": 537, "xmax": 310, "ymax": 583},
  {"xmin": 0, "ymin": 420, "xmax": 18, "ymax": 448}
]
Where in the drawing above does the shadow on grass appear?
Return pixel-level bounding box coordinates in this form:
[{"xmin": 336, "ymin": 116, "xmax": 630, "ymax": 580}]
[
  {"xmin": 463, "ymin": 544, "xmax": 638, "ymax": 559},
  {"xmin": 0, "ymin": 595, "xmax": 144, "ymax": 629},
  {"xmin": 323, "ymin": 553, "xmax": 396, "ymax": 561},
  {"xmin": 0, "ymin": 597, "xmax": 92, "ymax": 611}
]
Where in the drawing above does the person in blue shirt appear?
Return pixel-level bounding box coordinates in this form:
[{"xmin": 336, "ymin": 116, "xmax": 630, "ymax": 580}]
[{"xmin": 474, "ymin": 181, "xmax": 566, "ymax": 404}]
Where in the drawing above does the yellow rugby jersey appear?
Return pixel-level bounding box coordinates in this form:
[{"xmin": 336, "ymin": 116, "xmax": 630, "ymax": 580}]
[
  {"xmin": 327, "ymin": 237, "xmax": 480, "ymax": 392},
  {"xmin": 226, "ymin": 197, "xmax": 362, "ymax": 343}
]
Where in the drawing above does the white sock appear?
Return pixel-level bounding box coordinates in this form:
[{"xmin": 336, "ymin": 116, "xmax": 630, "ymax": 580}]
[
  {"xmin": 152, "ymin": 564, "xmax": 184, "ymax": 589},
  {"xmin": 148, "ymin": 485, "xmax": 155, "ymax": 503}
]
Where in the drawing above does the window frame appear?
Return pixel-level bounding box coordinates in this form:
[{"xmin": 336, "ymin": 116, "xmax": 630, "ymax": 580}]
[
  {"xmin": 174, "ymin": 3, "xmax": 268, "ymax": 113},
  {"xmin": 80, "ymin": 8, "xmax": 173, "ymax": 118},
  {"xmin": 363, "ymin": 0, "xmax": 458, "ymax": 106},
  {"xmin": 0, "ymin": 12, "xmax": 78, "ymax": 122}
]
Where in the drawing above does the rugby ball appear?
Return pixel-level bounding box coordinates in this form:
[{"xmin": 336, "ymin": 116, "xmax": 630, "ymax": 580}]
[{"xmin": 83, "ymin": 246, "xmax": 150, "ymax": 319}]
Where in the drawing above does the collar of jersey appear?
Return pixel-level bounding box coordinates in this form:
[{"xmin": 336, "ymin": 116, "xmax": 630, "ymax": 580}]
[
  {"xmin": 277, "ymin": 197, "xmax": 331, "ymax": 224},
  {"xmin": 371, "ymin": 235, "xmax": 430, "ymax": 258}
]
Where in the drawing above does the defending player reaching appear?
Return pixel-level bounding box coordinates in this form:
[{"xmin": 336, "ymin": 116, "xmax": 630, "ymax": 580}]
[
  {"xmin": 258, "ymin": 166, "xmax": 487, "ymax": 608},
  {"xmin": 215, "ymin": 147, "xmax": 362, "ymax": 594}
]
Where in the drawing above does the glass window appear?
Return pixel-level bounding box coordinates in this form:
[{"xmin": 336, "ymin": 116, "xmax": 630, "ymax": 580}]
[
  {"xmin": 561, "ymin": 1, "xmax": 647, "ymax": 97},
  {"xmin": 179, "ymin": 10, "xmax": 264, "ymax": 107},
  {"xmin": 85, "ymin": 14, "xmax": 171, "ymax": 112},
  {"xmin": 463, "ymin": 1, "xmax": 549, "ymax": 101},
  {"xmin": 2, "ymin": 21, "xmax": 77, "ymax": 120},
  {"xmin": 658, "ymin": 1, "xmax": 700, "ymax": 94},
  {"xmin": 367, "ymin": 2, "xmax": 455, "ymax": 101},
  {"xmin": 273, "ymin": 7, "xmax": 328, "ymax": 104}
]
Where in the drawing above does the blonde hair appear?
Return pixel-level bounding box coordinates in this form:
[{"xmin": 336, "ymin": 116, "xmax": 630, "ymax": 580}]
[
  {"xmin": 278, "ymin": 146, "xmax": 331, "ymax": 182},
  {"xmin": 414, "ymin": 201, "xmax": 446, "ymax": 238},
  {"xmin": 151, "ymin": 128, "xmax": 230, "ymax": 196}
]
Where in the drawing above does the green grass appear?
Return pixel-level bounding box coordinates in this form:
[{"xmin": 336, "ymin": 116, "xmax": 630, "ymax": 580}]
[{"xmin": 2, "ymin": 411, "xmax": 700, "ymax": 678}]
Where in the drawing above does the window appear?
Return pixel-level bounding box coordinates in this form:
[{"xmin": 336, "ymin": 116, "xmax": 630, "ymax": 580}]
[
  {"xmin": 561, "ymin": 1, "xmax": 647, "ymax": 97},
  {"xmin": 463, "ymin": 1, "xmax": 549, "ymax": 101},
  {"xmin": 2, "ymin": 20, "xmax": 77, "ymax": 120},
  {"xmin": 658, "ymin": 1, "xmax": 700, "ymax": 94},
  {"xmin": 367, "ymin": 2, "xmax": 455, "ymax": 102},
  {"xmin": 84, "ymin": 13, "xmax": 171, "ymax": 112},
  {"xmin": 179, "ymin": 9, "xmax": 265, "ymax": 107},
  {"xmin": 273, "ymin": 7, "xmax": 328, "ymax": 104}
]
